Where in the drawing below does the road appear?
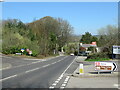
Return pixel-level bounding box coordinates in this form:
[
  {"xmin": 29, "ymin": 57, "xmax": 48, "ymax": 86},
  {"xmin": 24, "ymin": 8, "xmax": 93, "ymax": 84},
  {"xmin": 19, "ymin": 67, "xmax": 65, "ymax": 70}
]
[{"xmin": 1, "ymin": 55, "xmax": 80, "ymax": 89}]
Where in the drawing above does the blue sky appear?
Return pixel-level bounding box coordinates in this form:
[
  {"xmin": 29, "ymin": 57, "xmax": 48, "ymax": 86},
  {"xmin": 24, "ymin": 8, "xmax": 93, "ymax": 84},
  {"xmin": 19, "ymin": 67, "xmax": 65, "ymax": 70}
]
[{"xmin": 2, "ymin": 2, "xmax": 118, "ymax": 35}]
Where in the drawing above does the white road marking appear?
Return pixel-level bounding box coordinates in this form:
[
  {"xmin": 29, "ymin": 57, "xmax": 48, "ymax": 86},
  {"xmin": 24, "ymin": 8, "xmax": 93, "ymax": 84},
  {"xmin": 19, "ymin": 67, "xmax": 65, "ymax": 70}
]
[
  {"xmin": 49, "ymin": 56, "xmax": 76, "ymax": 89},
  {"xmin": 1, "ymin": 56, "xmax": 68, "ymax": 82},
  {"xmin": 1, "ymin": 56, "xmax": 61, "ymax": 70},
  {"xmin": 64, "ymin": 81, "xmax": 67, "ymax": 84},
  {"xmin": 0, "ymin": 74, "xmax": 17, "ymax": 82},
  {"xmin": 114, "ymin": 84, "xmax": 120, "ymax": 88},
  {"xmin": 55, "ymin": 80, "xmax": 59, "ymax": 83},
  {"xmin": 62, "ymin": 57, "xmax": 77, "ymax": 75},
  {"xmin": 60, "ymin": 76, "xmax": 70, "ymax": 89},
  {"xmin": 61, "ymin": 83, "xmax": 66, "ymax": 87},
  {"xmin": 25, "ymin": 68, "xmax": 39, "ymax": 73},
  {"xmin": 49, "ymin": 86, "xmax": 55, "ymax": 89},
  {"xmin": 52, "ymin": 83, "xmax": 57, "ymax": 86},
  {"xmin": 60, "ymin": 87, "xmax": 65, "ymax": 89},
  {"xmin": 57, "ymin": 78, "xmax": 61, "ymax": 81}
]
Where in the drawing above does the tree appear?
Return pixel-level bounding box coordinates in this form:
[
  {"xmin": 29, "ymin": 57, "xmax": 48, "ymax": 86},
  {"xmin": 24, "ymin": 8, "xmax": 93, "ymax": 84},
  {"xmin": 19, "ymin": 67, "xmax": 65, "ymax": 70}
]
[
  {"xmin": 80, "ymin": 32, "xmax": 98, "ymax": 44},
  {"xmin": 97, "ymin": 25, "xmax": 118, "ymax": 54},
  {"xmin": 98, "ymin": 25, "xmax": 118, "ymax": 46}
]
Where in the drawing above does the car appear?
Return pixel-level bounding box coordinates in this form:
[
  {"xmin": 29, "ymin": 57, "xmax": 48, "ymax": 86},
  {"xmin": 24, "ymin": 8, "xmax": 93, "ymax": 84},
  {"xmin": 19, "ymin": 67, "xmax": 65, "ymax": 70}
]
[{"xmin": 70, "ymin": 53, "xmax": 74, "ymax": 56}]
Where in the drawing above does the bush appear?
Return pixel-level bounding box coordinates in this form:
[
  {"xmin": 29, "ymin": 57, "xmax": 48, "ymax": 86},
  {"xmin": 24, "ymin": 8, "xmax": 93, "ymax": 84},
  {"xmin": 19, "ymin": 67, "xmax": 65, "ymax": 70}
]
[
  {"xmin": 74, "ymin": 51, "xmax": 78, "ymax": 56},
  {"xmin": 2, "ymin": 46, "xmax": 21, "ymax": 54},
  {"xmin": 86, "ymin": 52, "xmax": 110, "ymax": 60}
]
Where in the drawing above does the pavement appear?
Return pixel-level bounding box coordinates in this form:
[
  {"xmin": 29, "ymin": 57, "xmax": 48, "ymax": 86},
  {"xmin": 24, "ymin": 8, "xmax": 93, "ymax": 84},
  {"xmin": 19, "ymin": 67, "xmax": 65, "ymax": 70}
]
[{"xmin": 66, "ymin": 56, "xmax": 119, "ymax": 89}]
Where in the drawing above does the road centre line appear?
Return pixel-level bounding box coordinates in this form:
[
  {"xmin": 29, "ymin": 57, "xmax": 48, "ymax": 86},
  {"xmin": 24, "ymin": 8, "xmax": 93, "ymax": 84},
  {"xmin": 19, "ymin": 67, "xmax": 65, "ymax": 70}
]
[
  {"xmin": 25, "ymin": 68, "xmax": 39, "ymax": 73},
  {"xmin": 1, "ymin": 56, "xmax": 64, "ymax": 71},
  {"xmin": 1, "ymin": 56, "xmax": 69, "ymax": 82},
  {"xmin": 0, "ymin": 74, "xmax": 17, "ymax": 82}
]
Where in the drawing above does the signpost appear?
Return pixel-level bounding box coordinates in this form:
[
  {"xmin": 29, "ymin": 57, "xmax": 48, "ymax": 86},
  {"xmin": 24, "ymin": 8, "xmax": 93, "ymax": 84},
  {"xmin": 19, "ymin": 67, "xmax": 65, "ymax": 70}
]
[
  {"xmin": 95, "ymin": 62, "xmax": 117, "ymax": 74},
  {"xmin": 113, "ymin": 45, "xmax": 120, "ymax": 54},
  {"xmin": 29, "ymin": 51, "xmax": 32, "ymax": 56},
  {"xmin": 21, "ymin": 48, "xmax": 25, "ymax": 55},
  {"xmin": 21, "ymin": 48, "xmax": 25, "ymax": 52},
  {"xmin": 112, "ymin": 45, "xmax": 120, "ymax": 59}
]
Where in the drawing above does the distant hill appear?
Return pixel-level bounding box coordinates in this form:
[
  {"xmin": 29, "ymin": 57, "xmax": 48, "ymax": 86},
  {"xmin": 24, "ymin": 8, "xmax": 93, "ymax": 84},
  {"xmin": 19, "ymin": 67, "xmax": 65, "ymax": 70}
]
[{"xmin": 93, "ymin": 35, "xmax": 100, "ymax": 38}]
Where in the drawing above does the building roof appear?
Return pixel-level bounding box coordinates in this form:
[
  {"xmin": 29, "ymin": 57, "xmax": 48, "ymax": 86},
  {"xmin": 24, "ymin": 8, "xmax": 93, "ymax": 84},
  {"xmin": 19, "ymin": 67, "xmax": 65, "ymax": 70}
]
[{"xmin": 81, "ymin": 44, "xmax": 97, "ymax": 48}]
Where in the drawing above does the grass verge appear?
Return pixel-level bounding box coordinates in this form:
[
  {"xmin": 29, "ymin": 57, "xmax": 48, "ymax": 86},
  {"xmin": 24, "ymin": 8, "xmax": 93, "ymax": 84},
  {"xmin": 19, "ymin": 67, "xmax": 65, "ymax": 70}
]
[{"xmin": 85, "ymin": 58, "xmax": 110, "ymax": 61}]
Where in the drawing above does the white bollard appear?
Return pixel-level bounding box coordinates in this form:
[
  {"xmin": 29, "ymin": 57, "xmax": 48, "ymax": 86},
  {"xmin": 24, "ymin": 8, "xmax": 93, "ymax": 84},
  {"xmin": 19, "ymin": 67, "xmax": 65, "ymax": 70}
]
[{"xmin": 79, "ymin": 64, "xmax": 84, "ymax": 75}]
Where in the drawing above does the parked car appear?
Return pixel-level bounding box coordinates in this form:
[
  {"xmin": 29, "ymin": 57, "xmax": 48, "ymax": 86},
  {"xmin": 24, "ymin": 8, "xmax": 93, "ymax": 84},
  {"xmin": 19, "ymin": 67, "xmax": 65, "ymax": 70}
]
[{"xmin": 70, "ymin": 53, "xmax": 74, "ymax": 56}]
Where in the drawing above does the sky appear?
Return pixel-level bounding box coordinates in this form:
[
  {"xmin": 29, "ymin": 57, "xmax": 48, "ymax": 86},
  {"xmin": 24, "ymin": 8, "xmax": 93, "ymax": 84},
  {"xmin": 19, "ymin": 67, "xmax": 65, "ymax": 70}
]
[{"xmin": 2, "ymin": 2, "xmax": 118, "ymax": 35}]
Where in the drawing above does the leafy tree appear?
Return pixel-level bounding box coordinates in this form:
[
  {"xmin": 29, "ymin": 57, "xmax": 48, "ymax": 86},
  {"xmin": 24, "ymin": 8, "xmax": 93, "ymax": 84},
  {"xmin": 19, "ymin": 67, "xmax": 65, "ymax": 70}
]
[
  {"xmin": 98, "ymin": 25, "xmax": 118, "ymax": 47},
  {"xmin": 80, "ymin": 32, "xmax": 98, "ymax": 44}
]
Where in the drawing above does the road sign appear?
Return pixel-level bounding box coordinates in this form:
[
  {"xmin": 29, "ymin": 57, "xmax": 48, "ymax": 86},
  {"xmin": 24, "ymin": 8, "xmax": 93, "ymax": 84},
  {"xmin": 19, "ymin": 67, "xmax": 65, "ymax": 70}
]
[
  {"xmin": 95, "ymin": 62, "xmax": 117, "ymax": 72},
  {"xmin": 113, "ymin": 45, "xmax": 120, "ymax": 54},
  {"xmin": 26, "ymin": 49, "xmax": 30, "ymax": 52},
  {"xmin": 29, "ymin": 51, "xmax": 32, "ymax": 55},
  {"xmin": 21, "ymin": 48, "xmax": 25, "ymax": 52}
]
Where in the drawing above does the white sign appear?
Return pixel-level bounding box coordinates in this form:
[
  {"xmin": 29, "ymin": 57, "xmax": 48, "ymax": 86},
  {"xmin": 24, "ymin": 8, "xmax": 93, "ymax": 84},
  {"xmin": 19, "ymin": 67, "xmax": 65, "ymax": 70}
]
[
  {"xmin": 21, "ymin": 48, "xmax": 25, "ymax": 52},
  {"xmin": 29, "ymin": 51, "xmax": 32, "ymax": 55},
  {"xmin": 95, "ymin": 62, "xmax": 117, "ymax": 71},
  {"xmin": 113, "ymin": 45, "xmax": 120, "ymax": 54}
]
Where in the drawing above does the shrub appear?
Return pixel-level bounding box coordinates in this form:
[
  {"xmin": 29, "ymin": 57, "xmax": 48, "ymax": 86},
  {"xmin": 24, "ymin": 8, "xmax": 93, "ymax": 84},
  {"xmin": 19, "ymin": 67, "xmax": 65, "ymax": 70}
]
[
  {"xmin": 74, "ymin": 51, "xmax": 78, "ymax": 56},
  {"xmin": 86, "ymin": 52, "xmax": 110, "ymax": 60}
]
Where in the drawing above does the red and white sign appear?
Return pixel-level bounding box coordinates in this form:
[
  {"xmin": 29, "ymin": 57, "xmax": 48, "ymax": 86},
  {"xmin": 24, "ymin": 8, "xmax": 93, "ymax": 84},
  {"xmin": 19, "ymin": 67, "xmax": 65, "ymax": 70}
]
[
  {"xmin": 91, "ymin": 42, "xmax": 96, "ymax": 45},
  {"xmin": 26, "ymin": 49, "xmax": 30, "ymax": 52},
  {"xmin": 29, "ymin": 51, "xmax": 32, "ymax": 55},
  {"xmin": 95, "ymin": 62, "xmax": 117, "ymax": 71}
]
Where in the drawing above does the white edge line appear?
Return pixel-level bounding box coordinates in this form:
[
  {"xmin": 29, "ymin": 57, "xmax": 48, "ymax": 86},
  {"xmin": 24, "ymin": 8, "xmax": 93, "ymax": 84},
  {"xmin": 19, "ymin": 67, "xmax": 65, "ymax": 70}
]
[
  {"xmin": 62, "ymin": 56, "xmax": 77, "ymax": 75},
  {"xmin": 49, "ymin": 56, "xmax": 76, "ymax": 89}
]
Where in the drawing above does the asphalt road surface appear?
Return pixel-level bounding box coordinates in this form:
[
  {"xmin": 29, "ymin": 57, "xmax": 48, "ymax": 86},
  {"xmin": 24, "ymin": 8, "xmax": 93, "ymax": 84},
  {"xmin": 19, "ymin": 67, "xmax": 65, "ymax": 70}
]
[{"xmin": 1, "ymin": 55, "xmax": 79, "ymax": 88}]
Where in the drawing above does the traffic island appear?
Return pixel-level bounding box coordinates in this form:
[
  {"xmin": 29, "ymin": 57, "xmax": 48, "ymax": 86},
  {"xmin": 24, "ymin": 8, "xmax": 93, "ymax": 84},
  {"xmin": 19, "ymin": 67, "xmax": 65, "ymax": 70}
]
[
  {"xmin": 71, "ymin": 66, "xmax": 118, "ymax": 78},
  {"xmin": 66, "ymin": 63, "xmax": 119, "ymax": 88}
]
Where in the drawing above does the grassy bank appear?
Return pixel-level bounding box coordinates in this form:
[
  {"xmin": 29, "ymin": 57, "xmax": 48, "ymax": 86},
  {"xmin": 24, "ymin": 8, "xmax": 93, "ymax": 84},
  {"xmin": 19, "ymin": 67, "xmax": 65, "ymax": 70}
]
[{"xmin": 85, "ymin": 58, "xmax": 110, "ymax": 61}]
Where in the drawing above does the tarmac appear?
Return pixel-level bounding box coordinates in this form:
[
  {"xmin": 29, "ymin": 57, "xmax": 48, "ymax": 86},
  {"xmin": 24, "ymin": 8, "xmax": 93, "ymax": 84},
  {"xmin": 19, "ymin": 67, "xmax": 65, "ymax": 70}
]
[{"xmin": 66, "ymin": 56, "xmax": 119, "ymax": 89}]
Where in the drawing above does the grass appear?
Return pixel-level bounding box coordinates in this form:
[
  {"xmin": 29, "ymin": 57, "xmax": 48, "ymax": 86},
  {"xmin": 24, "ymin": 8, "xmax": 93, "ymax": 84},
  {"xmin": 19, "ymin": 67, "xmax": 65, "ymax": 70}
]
[{"xmin": 85, "ymin": 58, "xmax": 110, "ymax": 61}]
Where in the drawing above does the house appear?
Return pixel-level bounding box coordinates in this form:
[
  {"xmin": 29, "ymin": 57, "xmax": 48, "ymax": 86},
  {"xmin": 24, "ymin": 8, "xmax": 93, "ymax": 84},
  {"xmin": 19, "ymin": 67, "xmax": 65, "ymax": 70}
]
[{"xmin": 79, "ymin": 42, "xmax": 99, "ymax": 54}]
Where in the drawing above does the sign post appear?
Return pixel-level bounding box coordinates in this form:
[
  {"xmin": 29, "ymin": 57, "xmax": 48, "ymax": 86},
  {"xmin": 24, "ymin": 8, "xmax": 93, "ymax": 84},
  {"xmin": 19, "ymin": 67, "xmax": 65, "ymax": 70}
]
[
  {"xmin": 112, "ymin": 45, "xmax": 120, "ymax": 59},
  {"xmin": 95, "ymin": 62, "xmax": 117, "ymax": 74},
  {"xmin": 21, "ymin": 48, "xmax": 25, "ymax": 55},
  {"xmin": 29, "ymin": 51, "xmax": 32, "ymax": 56}
]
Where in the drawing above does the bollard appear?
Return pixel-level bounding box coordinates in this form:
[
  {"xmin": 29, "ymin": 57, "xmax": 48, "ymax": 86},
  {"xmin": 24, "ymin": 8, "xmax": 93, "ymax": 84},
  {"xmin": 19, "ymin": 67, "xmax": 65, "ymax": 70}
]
[{"xmin": 79, "ymin": 63, "xmax": 84, "ymax": 74}]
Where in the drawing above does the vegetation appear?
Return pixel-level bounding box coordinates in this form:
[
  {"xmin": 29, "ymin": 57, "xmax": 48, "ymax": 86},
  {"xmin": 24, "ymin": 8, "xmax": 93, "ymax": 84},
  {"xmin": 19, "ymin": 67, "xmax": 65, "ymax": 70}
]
[
  {"xmin": 80, "ymin": 32, "xmax": 98, "ymax": 44},
  {"xmin": 85, "ymin": 52, "xmax": 110, "ymax": 61},
  {"xmin": 85, "ymin": 58, "xmax": 110, "ymax": 61},
  {"xmin": 85, "ymin": 24, "xmax": 119, "ymax": 61},
  {"xmin": 97, "ymin": 25, "xmax": 118, "ymax": 53},
  {"xmin": 2, "ymin": 16, "xmax": 73, "ymax": 57}
]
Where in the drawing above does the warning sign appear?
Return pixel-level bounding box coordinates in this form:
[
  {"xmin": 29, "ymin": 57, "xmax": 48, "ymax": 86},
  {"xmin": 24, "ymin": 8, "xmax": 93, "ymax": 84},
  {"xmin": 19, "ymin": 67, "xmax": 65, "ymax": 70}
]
[{"xmin": 95, "ymin": 62, "xmax": 117, "ymax": 72}]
